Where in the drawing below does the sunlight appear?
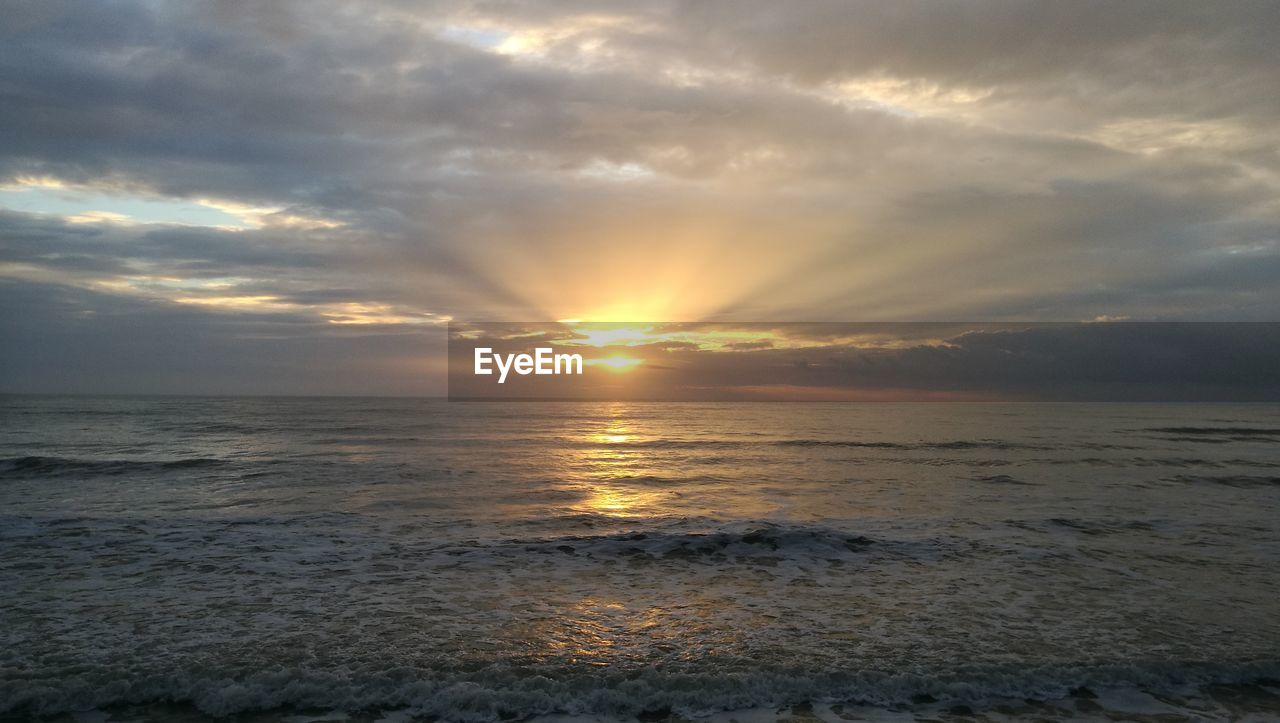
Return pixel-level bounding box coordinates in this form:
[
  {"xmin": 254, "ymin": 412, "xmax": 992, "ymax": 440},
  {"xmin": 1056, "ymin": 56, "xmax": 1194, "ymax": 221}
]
[
  {"xmin": 586, "ymin": 356, "xmax": 643, "ymax": 373},
  {"xmin": 586, "ymin": 406, "xmax": 635, "ymax": 445},
  {"xmin": 572, "ymin": 300, "xmax": 682, "ymax": 323},
  {"xmin": 571, "ymin": 325, "xmax": 655, "ymax": 347},
  {"xmin": 569, "ymin": 403, "xmax": 665, "ymax": 519}
]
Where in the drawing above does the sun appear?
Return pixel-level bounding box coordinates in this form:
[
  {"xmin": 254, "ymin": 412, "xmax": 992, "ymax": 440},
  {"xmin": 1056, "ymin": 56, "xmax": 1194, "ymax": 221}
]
[{"xmin": 587, "ymin": 355, "xmax": 644, "ymax": 373}]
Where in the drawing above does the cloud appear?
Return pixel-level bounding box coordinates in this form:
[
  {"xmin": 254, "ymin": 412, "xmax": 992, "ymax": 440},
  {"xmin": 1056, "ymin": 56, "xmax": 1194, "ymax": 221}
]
[
  {"xmin": 447, "ymin": 322, "xmax": 1280, "ymax": 401},
  {"xmin": 1, "ymin": 1, "xmax": 1277, "ymax": 393},
  {"xmin": 0, "ymin": 277, "xmax": 446, "ymax": 396}
]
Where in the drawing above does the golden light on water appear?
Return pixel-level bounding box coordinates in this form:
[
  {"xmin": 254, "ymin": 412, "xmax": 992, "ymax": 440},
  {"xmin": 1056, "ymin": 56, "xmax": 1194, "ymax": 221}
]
[
  {"xmin": 583, "ymin": 487, "xmax": 650, "ymax": 516},
  {"xmin": 570, "ymin": 404, "xmax": 665, "ymax": 519}
]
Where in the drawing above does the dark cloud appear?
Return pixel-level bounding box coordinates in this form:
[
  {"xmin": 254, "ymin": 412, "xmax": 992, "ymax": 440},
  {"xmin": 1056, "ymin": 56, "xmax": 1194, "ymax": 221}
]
[{"xmin": 0, "ymin": 278, "xmax": 444, "ymax": 396}]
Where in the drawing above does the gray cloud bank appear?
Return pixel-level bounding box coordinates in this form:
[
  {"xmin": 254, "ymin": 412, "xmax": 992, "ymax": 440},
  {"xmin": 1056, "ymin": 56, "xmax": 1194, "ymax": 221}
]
[
  {"xmin": 445, "ymin": 322, "xmax": 1280, "ymax": 401},
  {"xmin": 1, "ymin": 1, "xmax": 1278, "ymax": 394}
]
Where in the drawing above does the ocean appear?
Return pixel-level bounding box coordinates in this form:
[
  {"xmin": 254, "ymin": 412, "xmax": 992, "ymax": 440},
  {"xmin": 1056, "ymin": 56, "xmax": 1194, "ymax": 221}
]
[{"xmin": 2, "ymin": 396, "xmax": 1279, "ymax": 721}]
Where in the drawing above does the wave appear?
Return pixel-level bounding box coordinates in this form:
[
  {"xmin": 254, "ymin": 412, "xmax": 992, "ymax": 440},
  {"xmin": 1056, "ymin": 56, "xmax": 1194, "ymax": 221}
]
[
  {"xmin": 1143, "ymin": 426, "xmax": 1280, "ymax": 437},
  {"xmin": 3, "ymin": 659, "xmax": 1278, "ymax": 720},
  {"xmin": 0, "ymin": 455, "xmax": 226, "ymax": 478},
  {"xmin": 181, "ymin": 422, "xmax": 280, "ymax": 434},
  {"xmin": 1166, "ymin": 473, "xmax": 1280, "ymax": 488},
  {"xmin": 0, "ymin": 515, "xmax": 928, "ymax": 565},
  {"xmin": 1000, "ymin": 516, "xmax": 1167, "ymax": 537},
  {"xmin": 973, "ymin": 474, "xmax": 1037, "ymax": 486},
  {"xmin": 559, "ymin": 438, "xmax": 750, "ymax": 450},
  {"xmin": 555, "ymin": 437, "xmax": 1084, "ymax": 452},
  {"xmin": 774, "ymin": 439, "xmax": 1055, "ymax": 451},
  {"xmin": 1050, "ymin": 456, "xmax": 1280, "ymax": 468},
  {"xmin": 476, "ymin": 522, "xmax": 879, "ymax": 562}
]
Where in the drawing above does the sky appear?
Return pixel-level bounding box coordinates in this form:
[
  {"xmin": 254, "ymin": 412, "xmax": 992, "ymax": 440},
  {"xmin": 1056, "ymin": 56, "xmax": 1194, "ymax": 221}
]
[{"xmin": 1, "ymin": 1, "xmax": 1279, "ymax": 396}]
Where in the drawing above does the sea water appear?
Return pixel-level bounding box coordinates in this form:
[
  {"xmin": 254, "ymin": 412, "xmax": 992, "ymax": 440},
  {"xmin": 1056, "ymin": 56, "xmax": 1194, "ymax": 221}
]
[{"xmin": 2, "ymin": 397, "xmax": 1278, "ymax": 721}]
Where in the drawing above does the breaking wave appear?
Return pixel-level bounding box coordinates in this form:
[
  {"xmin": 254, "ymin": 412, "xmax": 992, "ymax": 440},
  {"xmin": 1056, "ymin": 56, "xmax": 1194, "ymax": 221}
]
[{"xmin": 471, "ymin": 522, "xmax": 879, "ymax": 562}]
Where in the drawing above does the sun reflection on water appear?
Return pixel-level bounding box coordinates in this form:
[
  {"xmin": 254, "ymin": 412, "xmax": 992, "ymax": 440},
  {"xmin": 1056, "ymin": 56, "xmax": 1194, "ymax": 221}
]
[
  {"xmin": 589, "ymin": 432, "xmax": 634, "ymax": 445},
  {"xmin": 570, "ymin": 403, "xmax": 667, "ymax": 518}
]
